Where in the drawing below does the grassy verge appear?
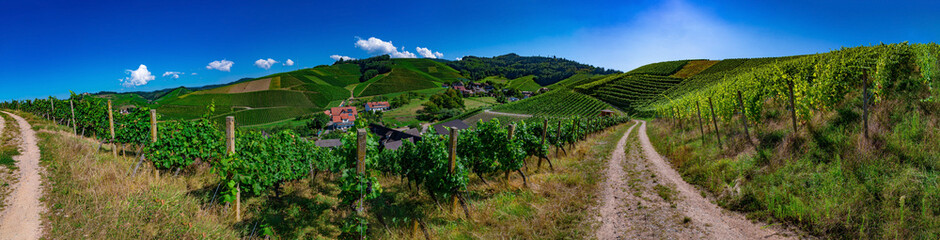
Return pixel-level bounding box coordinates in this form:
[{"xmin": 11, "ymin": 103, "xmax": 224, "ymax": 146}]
[
  {"xmin": 646, "ymin": 99, "xmax": 940, "ymax": 239},
  {"xmin": 11, "ymin": 111, "xmax": 239, "ymax": 239},
  {"xmin": 0, "ymin": 112, "xmax": 22, "ymax": 211}
]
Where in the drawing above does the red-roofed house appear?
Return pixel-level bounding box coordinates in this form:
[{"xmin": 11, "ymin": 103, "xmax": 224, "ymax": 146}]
[
  {"xmin": 324, "ymin": 106, "xmax": 357, "ymax": 129},
  {"xmin": 364, "ymin": 101, "xmax": 390, "ymax": 112}
]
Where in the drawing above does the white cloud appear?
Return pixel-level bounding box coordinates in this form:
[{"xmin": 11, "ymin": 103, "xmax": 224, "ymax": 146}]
[
  {"xmin": 120, "ymin": 64, "xmax": 156, "ymax": 87},
  {"xmin": 191, "ymin": 72, "xmax": 197, "ymax": 75},
  {"xmin": 206, "ymin": 59, "xmax": 234, "ymax": 71},
  {"xmin": 254, "ymin": 58, "xmax": 277, "ymax": 70},
  {"xmin": 162, "ymin": 71, "xmax": 184, "ymax": 79},
  {"xmin": 355, "ymin": 37, "xmax": 398, "ymax": 55},
  {"xmin": 390, "ymin": 50, "xmax": 417, "ymax": 58},
  {"xmin": 456, "ymin": 57, "xmax": 463, "ymax": 61},
  {"xmin": 416, "ymin": 47, "xmax": 444, "ymax": 59},
  {"xmin": 354, "ymin": 37, "xmax": 418, "ymax": 58},
  {"xmin": 330, "ymin": 55, "xmax": 357, "ymax": 61},
  {"xmin": 284, "ymin": 59, "xmax": 294, "ymax": 66}
]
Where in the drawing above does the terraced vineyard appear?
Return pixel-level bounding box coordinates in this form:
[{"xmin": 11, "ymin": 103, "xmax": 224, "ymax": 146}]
[
  {"xmin": 492, "ymin": 87, "xmax": 618, "ymax": 116},
  {"xmin": 577, "ymin": 74, "xmax": 684, "ymax": 113}
]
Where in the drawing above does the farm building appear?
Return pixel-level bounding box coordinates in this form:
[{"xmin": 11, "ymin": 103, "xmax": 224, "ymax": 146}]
[
  {"xmin": 364, "ymin": 101, "xmax": 391, "ymax": 112},
  {"xmin": 368, "ymin": 123, "xmax": 422, "ymax": 150},
  {"xmin": 324, "ymin": 106, "xmax": 357, "ymax": 129},
  {"xmin": 600, "ymin": 109, "xmax": 616, "ymax": 117}
]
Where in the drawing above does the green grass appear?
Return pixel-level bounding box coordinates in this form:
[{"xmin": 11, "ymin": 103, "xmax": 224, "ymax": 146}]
[
  {"xmin": 463, "ymin": 97, "xmax": 497, "ymax": 109},
  {"xmin": 507, "ymin": 75, "xmax": 542, "ymax": 92},
  {"xmin": 0, "ymin": 114, "xmax": 17, "ymax": 169},
  {"xmin": 647, "ymin": 100, "xmax": 940, "ymax": 239}
]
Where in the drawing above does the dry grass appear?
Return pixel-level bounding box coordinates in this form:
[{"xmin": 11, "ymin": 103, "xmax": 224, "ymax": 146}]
[{"xmin": 13, "ymin": 111, "xmax": 240, "ymax": 239}]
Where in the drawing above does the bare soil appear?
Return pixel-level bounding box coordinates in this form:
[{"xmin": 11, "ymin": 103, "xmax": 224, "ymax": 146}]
[
  {"xmin": 0, "ymin": 112, "xmax": 45, "ymax": 240},
  {"xmin": 595, "ymin": 120, "xmax": 795, "ymax": 239},
  {"xmin": 227, "ymin": 78, "xmax": 272, "ymax": 93}
]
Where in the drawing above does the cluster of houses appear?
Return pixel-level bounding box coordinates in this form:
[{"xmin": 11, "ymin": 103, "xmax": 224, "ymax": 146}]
[
  {"xmin": 322, "ymin": 101, "xmax": 390, "ymax": 130},
  {"xmin": 445, "ymin": 81, "xmax": 494, "ymax": 96}
]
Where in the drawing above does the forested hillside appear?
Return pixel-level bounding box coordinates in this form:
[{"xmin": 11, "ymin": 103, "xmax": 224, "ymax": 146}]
[{"xmin": 447, "ymin": 53, "xmax": 621, "ymax": 85}]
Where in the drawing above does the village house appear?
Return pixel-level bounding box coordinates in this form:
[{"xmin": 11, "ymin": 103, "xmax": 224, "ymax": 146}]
[
  {"xmin": 364, "ymin": 101, "xmax": 390, "ymax": 112},
  {"xmin": 323, "ymin": 106, "xmax": 357, "ymax": 130}
]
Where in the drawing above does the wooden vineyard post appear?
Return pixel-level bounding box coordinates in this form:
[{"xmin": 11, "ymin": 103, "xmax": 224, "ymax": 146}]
[
  {"xmin": 863, "ymin": 70, "xmax": 870, "ymax": 139},
  {"xmin": 708, "ymin": 97, "xmax": 722, "ymax": 149},
  {"xmin": 555, "ymin": 120, "xmax": 562, "ymax": 157},
  {"xmin": 108, "ymin": 100, "xmax": 115, "ymax": 157},
  {"xmin": 225, "ymin": 116, "xmax": 239, "ymax": 222},
  {"xmin": 571, "ymin": 118, "xmax": 578, "ymax": 148},
  {"xmin": 538, "ymin": 119, "xmax": 548, "ymax": 169},
  {"xmin": 69, "ymin": 100, "xmax": 76, "ymax": 135},
  {"xmin": 50, "ymin": 97, "xmax": 55, "ymax": 123},
  {"xmin": 448, "ymin": 127, "xmax": 459, "ymax": 216},
  {"xmin": 696, "ymin": 101, "xmax": 706, "ymax": 145},
  {"xmin": 787, "ymin": 79, "xmax": 798, "ymax": 133},
  {"xmin": 736, "ymin": 91, "xmax": 752, "ymax": 145},
  {"xmin": 356, "ymin": 128, "xmax": 367, "ymax": 214},
  {"xmin": 150, "ymin": 109, "xmax": 158, "ymax": 178}
]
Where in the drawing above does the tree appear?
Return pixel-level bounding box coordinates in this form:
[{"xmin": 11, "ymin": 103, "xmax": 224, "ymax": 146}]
[
  {"xmin": 307, "ymin": 113, "xmax": 331, "ymax": 131},
  {"xmin": 362, "ymin": 69, "xmax": 379, "ymax": 82}
]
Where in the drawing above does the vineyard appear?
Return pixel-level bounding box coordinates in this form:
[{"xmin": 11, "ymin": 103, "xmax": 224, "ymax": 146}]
[
  {"xmin": 576, "ymin": 74, "xmax": 684, "ymax": 113},
  {"xmin": 0, "ymin": 95, "xmax": 630, "ymax": 238},
  {"xmin": 644, "ymin": 42, "xmax": 940, "ymax": 238},
  {"xmin": 490, "ymin": 87, "xmax": 620, "ymax": 117},
  {"xmin": 642, "ymin": 43, "xmax": 940, "ymax": 123},
  {"xmin": 625, "ymin": 60, "xmax": 692, "ymax": 76}
]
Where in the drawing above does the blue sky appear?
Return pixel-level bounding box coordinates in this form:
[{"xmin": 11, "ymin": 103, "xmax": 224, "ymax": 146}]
[{"xmin": 1, "ymin": 0, "xmax": 938, "ymax": 100}]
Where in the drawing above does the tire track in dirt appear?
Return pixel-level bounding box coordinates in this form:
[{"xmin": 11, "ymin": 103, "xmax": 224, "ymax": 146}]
[
  {"xmin": 595, "ymin": 121, "xmax": 638, "ymax": 239},
  {"xmin": 633, "ymin": 120, "xmax": 792, "ymax": 240},
  {"xmin": 0, "ymin": 112, "xmax": 45, "ymax": 240}
]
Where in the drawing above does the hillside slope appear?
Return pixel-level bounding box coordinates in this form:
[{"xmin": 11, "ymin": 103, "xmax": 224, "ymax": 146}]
[{"xmin": 645, "ymin": 43, "xmax": 940, "ymax": 239}]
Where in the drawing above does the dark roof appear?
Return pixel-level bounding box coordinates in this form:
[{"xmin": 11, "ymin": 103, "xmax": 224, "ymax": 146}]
[
  {"xmin": 404, "ymin": 128, "xmax": 420, "ymax": 136},
  {"xmin": 601, "ymin": 109, "xmax": 616, "ymax": 113},
  {"xmin": 433, "ymin": 120, "xmax": 470, "ymax": 135},
  {"xmin": 315, "ymin": 139, "xmax": 343, "ymax": 148},
  {"xmin": 368, "ymin": 123, "xmax": 422, "ymax": 150}
]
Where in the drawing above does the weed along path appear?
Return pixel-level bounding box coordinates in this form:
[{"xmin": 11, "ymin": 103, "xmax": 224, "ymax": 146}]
[
  {"xmin": 615, "ymin": 120, "xmax": 792, "ymax": 239},
  {"xmin": 596, "ymin": 120, "xmax": 793, "ymax": 239},
  {"xmin": 0, "ymin": 112, "xmax": 44, "ymax": 240},
  {"xmin": 595, "ymin": 120, "xmax": 639, "ymax": 239}
]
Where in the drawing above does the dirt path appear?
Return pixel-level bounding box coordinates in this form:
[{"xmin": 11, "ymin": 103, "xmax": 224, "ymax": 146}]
[
  {"xmin": 482, "ymin": 110, "xmax": 532, "ymax": 118},
  {"xmin": 595, "ymin": 120, "xmax": 793, "ymax": 239},
  {"xmin": 632, "ymin": 120, "xmax": 791, "ymax": 239},
  {"xmin": 0, "ymin": 112, "xmax": 44, "ymax": 240},
  {"xmin": 595, "ymin": 121, "xmax": 639, "ymax": 239}
]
